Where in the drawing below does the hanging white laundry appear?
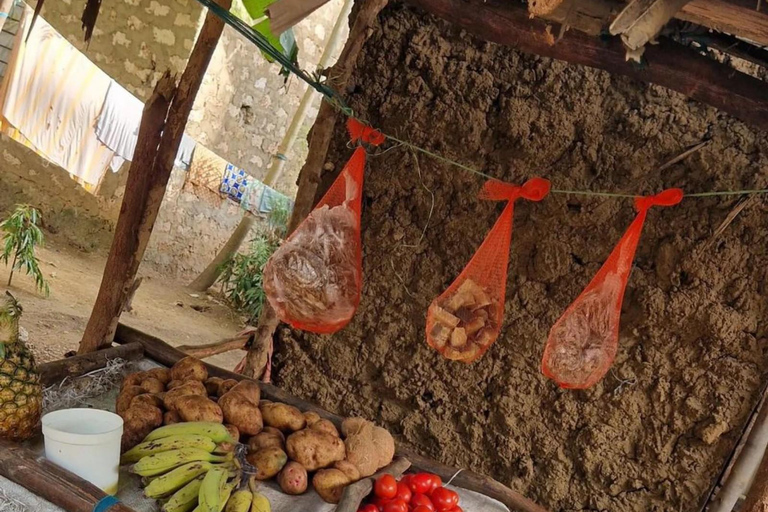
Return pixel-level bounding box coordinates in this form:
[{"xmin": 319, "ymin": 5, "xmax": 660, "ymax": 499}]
[{"xmin": 95, "ymin": 80, "xmax": 143, "ymax": 167}]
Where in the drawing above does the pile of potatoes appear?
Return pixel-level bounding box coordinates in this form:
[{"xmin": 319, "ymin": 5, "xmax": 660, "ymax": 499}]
[{"xmin": 116, "ymin": 357, "xmax": 396, "ymax": 503}]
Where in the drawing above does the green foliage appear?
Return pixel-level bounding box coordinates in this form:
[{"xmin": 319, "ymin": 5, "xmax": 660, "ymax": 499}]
[
  {"xmin": 218, "ymin": 203, "xmax": 292, "ymax": 324},
  {"xmin": 231, "ymin": 0, "xmax": 299, "ymax": 80},
  {"xmin": 0, "ymin": 205, "xmax": 49, "ymax": 296}
]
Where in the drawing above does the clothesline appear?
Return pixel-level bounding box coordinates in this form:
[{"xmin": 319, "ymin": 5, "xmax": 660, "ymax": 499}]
[{"xmin": 194, "ymin": 0, "xmax": 768, "ymax": 201}]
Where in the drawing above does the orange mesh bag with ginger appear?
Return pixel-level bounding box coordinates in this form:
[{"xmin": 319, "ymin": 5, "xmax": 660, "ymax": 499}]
[
  {"xmin": 426, "ymin": 177, "xmax": 550, "ymax": 363},
  {"xmin": 541, "ymin": 188, "xmax": 683, "ymax": 389},
  {"xmin": 263, "ymin": 119, "xmax": 384, "ymax": 334}
]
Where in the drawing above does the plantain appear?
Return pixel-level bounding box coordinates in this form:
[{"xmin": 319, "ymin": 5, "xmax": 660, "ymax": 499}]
[
  {"xmin": 122, "ymin": 435, "xmax": 218, "ymax": 464},
  {"xmin": 144, "ymin": 461, "xmax": 213, "ymax": 499},
  {"xmin": 163, "ymin": 478, "xmax": 204, "ymax": 512},
  {"xmin": 218, "ymin": 479, "xmax": 238, "ymax": 512},
  {"xmin": 249, "ymin": 492, "xmax": 270, "ymax": 512},
  {"xmin": 198, "ymin": 467, "xmax": 228, "ymax": 512},
  {"xmin": 132, "ymin": 448, "xmax": 232, "ymax": 477},
  {"xmin": 224, "ymin": 490, "xmax": 252, "ymax": 512},
  {"xmin": 144, "ymin": 422, "xmax": 234, "ymax": 444}
]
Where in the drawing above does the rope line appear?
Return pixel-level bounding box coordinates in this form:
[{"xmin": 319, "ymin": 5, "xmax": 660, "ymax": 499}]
[{"xmin": 193, "ymin": 0, "xmax": 768, "ymax": 201}]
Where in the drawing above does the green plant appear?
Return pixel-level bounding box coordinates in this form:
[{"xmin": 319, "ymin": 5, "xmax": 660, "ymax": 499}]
[
  {"xmin": 0, "ymin": 205, "xmax": 49, "ymax": 296},
  {"xmin": 218, "ymin": 203, "xmax": 291, "ymax": 323}
]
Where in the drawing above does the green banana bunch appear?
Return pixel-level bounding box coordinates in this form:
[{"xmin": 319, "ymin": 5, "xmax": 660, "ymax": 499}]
[
  {"xmin": 224, "ymin": 490, "xmax": 252, "ymax": 512},
  {"xmin": 249, "ymin": 493, "xmax": 270, "ymax": 512},
  {"xmin": 132, "ymin": 448, "xmax": 233, "ymax": 477},
  {"xmin": 198, "ymin": 467, "xmax": 229, "ymax": 512},
  {"xmin": 218, "ymin": 479, "xmax": 238, "ymax": 512},
  {"xmin": 162, "ymin": 478, "xmax": 203, "ymax": 512},
  {"xmin": 144, "ymin": 461, "xmax": 213, "ymax": 499},
  {"xmin": 144, "ymin": 422, "xmax": 235, "ymax": 444},
  {"xmin": 122, "ymin": 435, "xmax": 218, "ymax": 464}
]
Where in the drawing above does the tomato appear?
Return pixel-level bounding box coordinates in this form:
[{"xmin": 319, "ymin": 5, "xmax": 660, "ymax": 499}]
[
  {"xmin": 429, "ymin": 488, "xmax": 459, "ymax": 511},
  {"xmin": 425, "ymin": 474, "xmax": 442, "ymax": 493},
  {"xmin": 375, "ymin": 474, "xmax": 398, "ymax": 500},
  {"xmin": 400, "ymin": 474, "xmax": 413, "ymax": 487},
  {"xmin": 409, "ymin": 474, "xmax": 434, "ymax": 494},
  {"xmin": 357, "ymin": 506, "xmax": 379, "ymax": 512},
  {"xmin": 410, "ymin": 493, "xmax": 435, "ymax": 511},
  {"xmin": 382, "ymin": 499, "xmax": 408, "ymax": 512},
  {"xmin": 412, "ymin": 507, "xmax": 433, "ymax": 512},
  {"xmin": 394, "ymin": 482, "xmax": 412, "ymax": 503}
]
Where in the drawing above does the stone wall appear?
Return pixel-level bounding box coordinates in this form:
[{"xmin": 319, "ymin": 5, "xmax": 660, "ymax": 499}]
[{"xmin": 0, "ymin": 0, "xmax": 345, "ymax": 278}]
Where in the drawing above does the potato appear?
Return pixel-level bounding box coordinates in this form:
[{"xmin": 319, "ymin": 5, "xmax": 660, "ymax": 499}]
[
  {"xmin": 286, "ymin": 429, "xmax": 345, "ymax": 471},
  {"xmin": 141, "ymin": 377, "xmax": 165, "ymax": 394},
  {"xmin": 121, "ymin": 404, "xmax": 163, "ymax": 452},
  {"xmin": 204, "ymin": 377, "xmax": 224, "ymax": 396},
  {"xmin": 225, "ymin": 424, "xmax": 240, "ymax": 442},
  {"xmin": 170, "ymin": 357, "xmax": 208, "ymax": 382},
  {"xmin": 278, "ymin": 461, "xmax": 307, "ymax": 495},
  {"xmin": 261, "ymin": 403, "xmax": 306, "ymax": 432},
  {"xmin": 117, "ymin": 385, "xmax": 146, "ymax": 416},
  {"xmin": 130, "ymin": 393, "xmax": 164, "ymax": 410},
  {"xmin": 219, "ymin": 391, "xmax": 263, "ymax": 435},
  {"xmin": 246, "ymin": 447, "xmax": 288, "ymax": 480},
  {"xmin": 218, "ymin": 379, "xmax": 238, "ymax": 396},
  {"xmin": 248, "ymin": 427, "xmax": 285, "ymax": 452},
  {"xmin": 343, "ymin": 418, "xmax": 394, "ymax": 477},
  {"xmin": 229, "ymin": 380, "xmax": 261, "ymax": 405},
  {"xmin": 144, "ymin": 368, "xmax": 171, "ymax": 385},
  {"xmin": 163, "ymin": 381, "xmax": 207, "ymax": 411},
  {"xmin": 259, "ymin": 400, "xmax": 273, "ymax": 407},
  {"xmin": 167, "ymin": 380, "xmax": 186, "ymax": 390},
  {"xmin": 310, "ymin": 419, "xmax": 339, "ymax": 437},
  {"xmin": 164, "ymin": 410, "xmax": 181, "ymax": 425},
  {"xmin": 303, "ymin": 411, "xmax": 321, "ymax": 426},
  {"xmin": 122, "ymin": 373, "xmax": 145, "ymax": 389},
  {"xmin": 313, "ymin": 468, "xmax": 351, "ymax": 504},
  {"xmin": 333, "ymin": 461, "xmax": 360, "ymax": 482},
  {"xmin": 175, "ymin": 395, "xmax": 223, "ymax": 423}
]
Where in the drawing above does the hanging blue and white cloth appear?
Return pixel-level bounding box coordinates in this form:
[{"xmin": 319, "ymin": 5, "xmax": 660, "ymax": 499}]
[{"xmin": 220, "ymin": 163, "xmax": 250, "ymax": 202}]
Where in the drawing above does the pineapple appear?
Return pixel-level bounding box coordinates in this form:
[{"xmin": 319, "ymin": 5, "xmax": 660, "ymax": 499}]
[{"xmin": 0, "ymin": 292, "xmax": 42, "ymax": 441}]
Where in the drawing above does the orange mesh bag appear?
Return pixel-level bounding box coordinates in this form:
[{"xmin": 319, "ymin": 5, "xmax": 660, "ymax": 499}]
[
  {"xmin": 426, "ymin": 177, "xmax": 551, "ymax": 363},
  {"xmin": 263, "ymin": 118, "xmax": 384, "ymax": 334},
  {"xmin": 541, "ymin": 188, "xmax": 684, "ymax": 389}
]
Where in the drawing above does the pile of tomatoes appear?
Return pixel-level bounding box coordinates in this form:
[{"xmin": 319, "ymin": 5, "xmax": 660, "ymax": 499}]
[{"xmin": 357, "ymin": 473, "xmax": 462, "ymax": 512}]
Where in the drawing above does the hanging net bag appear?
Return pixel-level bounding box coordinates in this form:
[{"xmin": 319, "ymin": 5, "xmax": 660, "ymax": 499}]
[
  {"xmin": 541, "ymin": 188, "xmax": 683, "ymax": 389},
  {"xmin": 426, "ymin": 177, "xmax": 550, "ymax": 363},
  {"xmin": 263, "ymin": 119, "xmax": 384, "ymax": 334}
]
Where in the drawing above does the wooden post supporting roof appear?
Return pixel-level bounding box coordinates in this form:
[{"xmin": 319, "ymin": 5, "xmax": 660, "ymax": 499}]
[
  {"xmin": 406, "ymin": 0, "xmax": 768, "ymax": 133},
  {"xmin": 78, "ymin": 1, "xmax": 232, "ymax": 353}
]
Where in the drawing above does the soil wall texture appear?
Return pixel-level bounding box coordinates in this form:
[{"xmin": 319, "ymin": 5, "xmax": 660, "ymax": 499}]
[{"xmin": 274, "ymin": 5, "xmax": 768, "ymax": 511}]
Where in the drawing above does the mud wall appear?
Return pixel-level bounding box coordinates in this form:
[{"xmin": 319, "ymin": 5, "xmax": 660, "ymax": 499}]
[
  {"xmin": 274, "ymin": 5, "xmax": 768, "ymax": 512},
  {"xmin": 0, "ymin": 0, "xmax": 343, "ymax": 276}
]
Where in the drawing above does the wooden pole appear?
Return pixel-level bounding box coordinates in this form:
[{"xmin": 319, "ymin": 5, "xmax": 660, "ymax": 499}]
[
  {"xmin": 405, "ymin": 0, "xmax": 768, "ymax": 133},
  {"xmin": 0, "ymin": 0, "xmax": 14, "ymax": 32},
  {"xmin": 0, "ymin": 439, "xmax": 138, "ymax": 512},
  {"xmin": 79, "ymin": 0, "xmax": 231, "ymax": 353},
  {"xmin": 38, "ymin": 342, "xmax": 144, "ymax": 386}
]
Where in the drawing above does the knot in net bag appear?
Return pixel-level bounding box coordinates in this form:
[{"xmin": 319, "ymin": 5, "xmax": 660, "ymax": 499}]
[
  {"xmin": 426, "ymin": 177, "xmax": 550, "ymax": 363},
  {"xmin": 541, "ymin": 188, "xmax": 683, "ymax": 389},
  {"xmin": 263, "ymin": 118, "xmax": 384, "ymax": 334}
]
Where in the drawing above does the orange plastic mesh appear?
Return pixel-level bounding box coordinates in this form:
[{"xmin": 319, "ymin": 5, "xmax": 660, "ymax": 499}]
[
  {"xmin": 541, "ymin": 188, "xmax": 684, "ymax": 389},
  {"xmin": 263, "ymin": 119, "xmax": 383, "ymax": 334},
  {"xmin": 426, "ymin": 178, "xmax": 551, "ymax": 363}
]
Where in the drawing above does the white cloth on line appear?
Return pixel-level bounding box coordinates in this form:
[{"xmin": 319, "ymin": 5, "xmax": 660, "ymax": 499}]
[
  {"xmin": 0, "ymin": 7, "xmax": 115, "ymax": 187},
  {"xmin": 175, "ymin": 133, "xmax": 196, "ymax": 170},
  {"xmin": 95, "ymin": 80, "xmax": 143, "ymax": 171}
]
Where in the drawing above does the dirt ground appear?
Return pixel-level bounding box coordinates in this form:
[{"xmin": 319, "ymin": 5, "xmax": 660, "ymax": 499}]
[
  {"xmin": 1, "ymin": 233, "xmax": 244, "ymax": 369},
  {"xmin": 273, "ymin": 4, "xmax": 768, "ymax": 512}
]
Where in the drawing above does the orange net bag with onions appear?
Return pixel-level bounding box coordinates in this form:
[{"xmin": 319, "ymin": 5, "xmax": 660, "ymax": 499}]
[
  {"xmin": 541, "ymin": 188, "xmax": 683, "ymax": 389},
  {"xmin": 426, "ymin": 178, "xmax": 551, "ymax": 363},
  {"xmin": 263, "ymin": 119, "xmax": 384, "ymax": 334}
]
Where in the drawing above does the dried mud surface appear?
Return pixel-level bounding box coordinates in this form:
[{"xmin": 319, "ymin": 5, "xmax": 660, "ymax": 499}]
[{"xmin": 274, "ymin": 5, "xmax": 768, "ymax": 511}]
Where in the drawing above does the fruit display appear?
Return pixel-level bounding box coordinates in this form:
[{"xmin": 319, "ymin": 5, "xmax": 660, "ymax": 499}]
[
  {"xmin": 0, "ymin": 293, "xmax": 42, "ymax": 442},
  {"xmin": 117, "ymin": 356, "xmax": 396, "ymax": 506},
  {"xmin": 427, "ymin": 278, "xmax": 498, "ymax": 362},
  {"xmin": 358, "ymin": 473, "xmax": 462, "ymax": 512}
]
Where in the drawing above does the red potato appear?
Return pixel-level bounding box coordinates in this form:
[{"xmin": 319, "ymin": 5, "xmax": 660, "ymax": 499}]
[{"xmin": 277, "ymin": 461, "xmax": 308, "ymax": 495}]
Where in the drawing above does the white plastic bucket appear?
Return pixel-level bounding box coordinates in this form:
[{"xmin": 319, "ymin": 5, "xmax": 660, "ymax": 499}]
[{"xmin": 42, "ymin": 408, "xmax": 124, "ymax": 494}]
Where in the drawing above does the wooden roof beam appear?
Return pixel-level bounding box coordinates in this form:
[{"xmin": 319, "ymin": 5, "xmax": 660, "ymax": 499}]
[
  {"xmin": 679, "ymin": 0, "xmax": 768, "ymax": 47},
  {"xmin": 405, "ymin": 0, "xmax": 768, "ymax": 133}
]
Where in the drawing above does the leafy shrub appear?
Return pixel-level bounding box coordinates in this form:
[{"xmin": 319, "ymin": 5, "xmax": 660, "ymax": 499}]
[{"xmin": 0, "ymin": 205, "xmax": 49, "ymax": 296}]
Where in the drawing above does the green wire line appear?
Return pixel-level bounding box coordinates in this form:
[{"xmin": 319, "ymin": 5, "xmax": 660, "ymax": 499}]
[{"xmin": 193, "ymin": 0, "xmax": 768, "ymax": 201}]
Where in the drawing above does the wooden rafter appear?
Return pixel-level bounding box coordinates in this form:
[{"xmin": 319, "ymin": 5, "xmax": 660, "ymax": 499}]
[
  {"xmin": 679, "ymin": 0, "xmax": 768, "ymax": 47},
  {"xmin": 405, "ymin": 0, "xmax": 768, "ymax": 132}
]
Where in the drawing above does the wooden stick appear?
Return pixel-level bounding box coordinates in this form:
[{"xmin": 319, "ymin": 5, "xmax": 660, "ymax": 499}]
[
  {"xmin": 406, "ymin": 0, "xmax": 768, "ymax": 133},
  {"xmin": 0, "ymin": 439, "xmax": 137, "ymax": 512},
  {"xmin": 38, "ymin": 342, "xmax": 144, "ymax": 387},
  {"xmin": 113, "ymin": 324, "xmax": 547, "ymax": 512},
  {"xmin": 704, "ymin": 195, "xmax": 759, "ymax": 249},
  {"xmin": 336, "ymin": 457, "xmax": 412, "ymax": 512},
  {"xmin": 610, "ymin": 0, "xmax": 693, "ymax": 50},
  {"xmin": 655, "ymin": 140, "xmax": 709, "ymax": 173},
  {"xmin": 176, "ymin": 334, "xmax": 251, "ymax": 358},
  {"xmin": 79, "ymin": 0, "xmax": 232, "ymax": 354},
  {"xmin": 743, "ymin": 435, "xmax": 768, "ymax": 511}
]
